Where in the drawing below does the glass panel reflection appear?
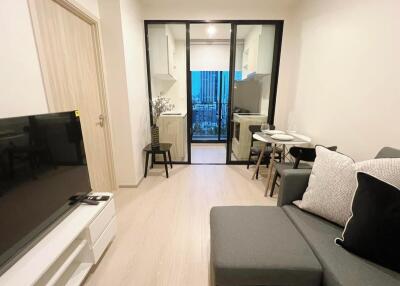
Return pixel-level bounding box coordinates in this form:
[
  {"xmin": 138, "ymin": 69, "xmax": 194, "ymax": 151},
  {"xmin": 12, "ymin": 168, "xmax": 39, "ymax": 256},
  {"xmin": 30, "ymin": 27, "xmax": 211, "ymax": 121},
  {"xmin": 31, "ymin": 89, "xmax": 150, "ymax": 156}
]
[
  {"xmin": 230, "ymin": 25, "xmax": 276, "ymax": 161},
  {"xmin": 147, "ymin": 24, "xmax": 188, "ymax": 162}
]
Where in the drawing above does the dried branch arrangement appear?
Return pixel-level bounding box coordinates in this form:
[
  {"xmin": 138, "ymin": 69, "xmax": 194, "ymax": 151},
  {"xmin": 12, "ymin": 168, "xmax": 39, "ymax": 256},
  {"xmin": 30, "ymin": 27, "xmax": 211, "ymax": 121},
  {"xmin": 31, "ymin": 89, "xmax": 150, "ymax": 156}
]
[{"xmin": 151, "ymin": 94, "xmax": 175, "ymax": 124}]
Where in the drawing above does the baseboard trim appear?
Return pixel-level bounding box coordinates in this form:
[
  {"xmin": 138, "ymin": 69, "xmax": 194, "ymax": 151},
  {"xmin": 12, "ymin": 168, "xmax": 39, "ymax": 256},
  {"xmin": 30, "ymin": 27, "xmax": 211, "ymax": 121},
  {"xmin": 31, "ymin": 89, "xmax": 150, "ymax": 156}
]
[
  {"xmin": 118, "ymin": 185, "xmax": 137, "ymax": 188},
  {"xmin": 118, "ymin": 176, "xmax": 144, "ymax": 189}
]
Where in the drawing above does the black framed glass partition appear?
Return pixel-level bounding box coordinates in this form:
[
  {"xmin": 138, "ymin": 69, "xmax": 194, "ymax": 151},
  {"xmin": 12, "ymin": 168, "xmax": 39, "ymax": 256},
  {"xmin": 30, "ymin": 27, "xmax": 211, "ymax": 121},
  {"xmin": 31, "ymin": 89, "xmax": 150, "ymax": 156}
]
[
  {"xmin": 146, "ymin": 23, "xmax": 188, "ymax": 163},
  {"xmin": 228, "ymin": 24, "xmax": 280, "ymax": 163},
  {"xmin": 144, "ymin": 20, "xmax": 283, "ymax": 164}
]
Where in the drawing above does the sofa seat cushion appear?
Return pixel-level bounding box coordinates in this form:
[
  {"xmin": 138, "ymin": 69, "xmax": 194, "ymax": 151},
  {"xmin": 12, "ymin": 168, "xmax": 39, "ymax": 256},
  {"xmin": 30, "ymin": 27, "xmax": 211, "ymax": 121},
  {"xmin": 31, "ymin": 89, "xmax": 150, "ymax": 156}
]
[
  {"xmin": 210, "ymin": 206, "xmax": 322, "ymax": 286},
  {"xmin": 283, "ymin": 205, "xmax": 400, "ymax": 286}
]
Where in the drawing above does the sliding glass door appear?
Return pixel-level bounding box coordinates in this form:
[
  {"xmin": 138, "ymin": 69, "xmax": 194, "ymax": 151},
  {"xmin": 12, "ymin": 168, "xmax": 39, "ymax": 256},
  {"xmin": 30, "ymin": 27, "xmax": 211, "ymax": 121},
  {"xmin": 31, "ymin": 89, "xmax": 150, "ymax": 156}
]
[
  {"xmin": 189, "ymin": 23, "xmax": 232, "ymax": 145},
  {"xmin": 191, "ymin": 71, "xmax": 230, "ymax": 142},
  {"xmin": 227, "ymin": 23, "xmax": 282, "ymax": 163}
]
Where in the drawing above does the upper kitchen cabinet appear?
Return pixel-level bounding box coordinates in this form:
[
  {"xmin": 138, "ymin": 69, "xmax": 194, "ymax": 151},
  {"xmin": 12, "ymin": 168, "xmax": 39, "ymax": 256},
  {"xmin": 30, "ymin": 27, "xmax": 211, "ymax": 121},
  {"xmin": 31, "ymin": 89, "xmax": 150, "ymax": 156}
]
[
  {"xmin": 241, "ymin": 25, "xmax": 275, "ymax": 79},
  {"xmin": 148, "ymin": 24, "xmax": 176, "ymax": 80}
]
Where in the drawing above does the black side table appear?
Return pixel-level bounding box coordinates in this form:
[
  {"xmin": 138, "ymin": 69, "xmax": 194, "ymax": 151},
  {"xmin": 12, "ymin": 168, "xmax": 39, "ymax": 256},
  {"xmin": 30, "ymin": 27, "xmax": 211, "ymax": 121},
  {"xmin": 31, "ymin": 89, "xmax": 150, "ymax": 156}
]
[{"xmin": 143, "ymin": 143, "xmax": 173, "ymax": 178}]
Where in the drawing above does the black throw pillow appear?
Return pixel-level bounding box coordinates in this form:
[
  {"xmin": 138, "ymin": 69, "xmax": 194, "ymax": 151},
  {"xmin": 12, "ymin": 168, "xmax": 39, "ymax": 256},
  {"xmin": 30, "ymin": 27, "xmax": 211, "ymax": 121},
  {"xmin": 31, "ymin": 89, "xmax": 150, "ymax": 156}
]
[{"xmin": 336, "ymin": 172, "xmax": 400, "ymax": 273}]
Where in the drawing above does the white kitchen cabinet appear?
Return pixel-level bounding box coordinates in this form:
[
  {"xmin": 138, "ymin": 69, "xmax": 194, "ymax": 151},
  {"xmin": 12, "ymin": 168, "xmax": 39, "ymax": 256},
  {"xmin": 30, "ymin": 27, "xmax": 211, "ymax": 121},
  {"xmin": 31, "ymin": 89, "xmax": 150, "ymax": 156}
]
[
  {"xmin": 158, "ymin": 113, "xmax": 187, "ymax": 161},
  {"xmin": 232, "ymin": 113, "xmax": 267, "ymax": 160},
  {"xmin": 242, "ymin": 25, "xmax": 275, "ymax": 79},
  {"xmin": 148, "ymin": 24, "xmax": 176, "ymax": 80}
]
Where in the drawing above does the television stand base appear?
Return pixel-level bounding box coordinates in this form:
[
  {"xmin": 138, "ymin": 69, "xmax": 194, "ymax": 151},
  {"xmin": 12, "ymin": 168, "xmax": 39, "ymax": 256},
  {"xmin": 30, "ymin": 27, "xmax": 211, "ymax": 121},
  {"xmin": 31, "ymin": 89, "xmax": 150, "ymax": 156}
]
[{"xmin": 0, "ymin": 192, "xmax": 116, "ymax": 286}]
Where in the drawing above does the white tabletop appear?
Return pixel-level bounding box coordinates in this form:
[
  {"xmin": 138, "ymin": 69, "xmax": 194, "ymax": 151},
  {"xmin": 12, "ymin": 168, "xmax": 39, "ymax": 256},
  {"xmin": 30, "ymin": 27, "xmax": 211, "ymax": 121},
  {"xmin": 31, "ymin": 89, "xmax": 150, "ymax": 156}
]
[{"xmin": 253, "ymin": 132, "xmax": 310, "ymax": 146}]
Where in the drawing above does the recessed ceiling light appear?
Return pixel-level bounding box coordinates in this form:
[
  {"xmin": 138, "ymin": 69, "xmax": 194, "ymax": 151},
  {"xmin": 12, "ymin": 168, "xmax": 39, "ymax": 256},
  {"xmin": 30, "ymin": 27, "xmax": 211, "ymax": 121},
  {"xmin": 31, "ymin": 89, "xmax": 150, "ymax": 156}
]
[{"xmin": 207, "ymin": 25, "xmax": 216, "ymax": 37}]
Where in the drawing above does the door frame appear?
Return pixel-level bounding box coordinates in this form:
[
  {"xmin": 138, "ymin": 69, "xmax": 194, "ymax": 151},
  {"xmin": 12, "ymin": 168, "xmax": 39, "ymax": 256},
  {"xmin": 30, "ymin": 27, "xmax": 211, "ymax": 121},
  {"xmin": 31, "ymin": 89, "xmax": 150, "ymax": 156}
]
[
  {"xmin": 144, "ymin": 20, "xmax": 284, "ymax": 165},
  {"xmin": 29, "ymin": 0, "xmax": 117, "ymax": 189}
]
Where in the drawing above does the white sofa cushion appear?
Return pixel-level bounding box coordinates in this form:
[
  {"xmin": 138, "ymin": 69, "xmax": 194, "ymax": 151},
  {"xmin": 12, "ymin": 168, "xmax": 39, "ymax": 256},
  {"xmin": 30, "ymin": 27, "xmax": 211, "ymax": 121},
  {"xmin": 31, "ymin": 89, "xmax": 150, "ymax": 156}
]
[{"xmin": 294, "ymin": 146, "xmax": 400, "ymax": 226}]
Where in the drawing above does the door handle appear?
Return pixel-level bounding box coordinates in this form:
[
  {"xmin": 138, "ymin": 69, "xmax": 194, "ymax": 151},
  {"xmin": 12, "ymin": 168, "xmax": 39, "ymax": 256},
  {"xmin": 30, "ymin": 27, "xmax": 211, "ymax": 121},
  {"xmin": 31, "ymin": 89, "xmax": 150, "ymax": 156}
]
[{"xmin": 96, "ymin": 114, "xmax": 105, "ymax": 127}]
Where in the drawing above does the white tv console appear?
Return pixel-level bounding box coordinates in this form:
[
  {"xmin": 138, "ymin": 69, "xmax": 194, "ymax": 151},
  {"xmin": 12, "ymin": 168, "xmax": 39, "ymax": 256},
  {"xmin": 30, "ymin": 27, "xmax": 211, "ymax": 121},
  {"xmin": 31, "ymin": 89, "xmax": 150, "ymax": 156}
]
[{"xmin": 0, "ymin": 192, "xmax": 116, "ymax": 286}]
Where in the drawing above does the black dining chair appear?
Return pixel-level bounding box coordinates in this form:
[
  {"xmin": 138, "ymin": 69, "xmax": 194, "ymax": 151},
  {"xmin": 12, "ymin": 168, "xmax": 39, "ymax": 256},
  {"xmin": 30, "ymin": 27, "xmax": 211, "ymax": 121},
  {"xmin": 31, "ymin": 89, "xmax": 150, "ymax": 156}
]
[
  {"xmin": 7, "ymin": 117, "xmax": 53, "ymax": 179},
  {"xmin": 269, "ymin": 145, "xmax": 338, "ymax": 197},
  {"xmin": 246, "ymin": 124, "xmax": 282, "ymax": 179}
]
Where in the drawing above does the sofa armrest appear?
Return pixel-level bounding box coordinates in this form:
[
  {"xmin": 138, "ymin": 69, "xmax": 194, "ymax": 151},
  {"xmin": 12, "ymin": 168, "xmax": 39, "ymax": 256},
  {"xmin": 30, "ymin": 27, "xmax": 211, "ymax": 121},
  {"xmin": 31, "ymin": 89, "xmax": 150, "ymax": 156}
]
[{"xmin": 277, "ymin": 169, "xmax": 311, "ymax": 207}]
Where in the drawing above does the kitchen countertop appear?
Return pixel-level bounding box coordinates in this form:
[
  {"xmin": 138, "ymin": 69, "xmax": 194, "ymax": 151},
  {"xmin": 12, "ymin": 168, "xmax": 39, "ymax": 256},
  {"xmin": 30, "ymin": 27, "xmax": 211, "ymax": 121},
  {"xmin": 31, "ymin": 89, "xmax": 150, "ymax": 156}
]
[
  {"xmin": 232, "ymin": 113, "xmax": 267, "ymax": 122},
  {"xmin": 160, "ymin": 112, "xmax": 187, "ymax": 117}
]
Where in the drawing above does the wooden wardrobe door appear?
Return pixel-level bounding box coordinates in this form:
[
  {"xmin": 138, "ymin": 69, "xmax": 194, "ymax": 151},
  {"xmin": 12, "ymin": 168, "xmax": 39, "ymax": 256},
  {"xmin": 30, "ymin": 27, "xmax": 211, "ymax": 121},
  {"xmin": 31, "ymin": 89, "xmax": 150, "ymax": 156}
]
[{"xmin": 30, "ymin": 0, "xmax": 114, "ymax": 192}]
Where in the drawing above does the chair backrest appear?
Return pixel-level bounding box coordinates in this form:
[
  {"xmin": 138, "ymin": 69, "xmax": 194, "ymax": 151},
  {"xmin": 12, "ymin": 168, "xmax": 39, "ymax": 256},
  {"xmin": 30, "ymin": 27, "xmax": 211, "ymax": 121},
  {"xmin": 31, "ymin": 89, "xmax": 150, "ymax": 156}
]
[
  {"xmin": 375, "ymin": 147, "xmax": 400, "ymax": 159},
  {"xmin": 248, "ymin": 125, "xmax": 261, "ymax": 134},
  {"xmin": 289, "ymin": 147, "xmax": 316, "ymax": 168},
  {"xmin": 290, "ymin": 145, "xmax": 337, "ymax": 168},
  {"xmin": 248, "ymin": 124, "xmax": 276, "ymax": 146},
  {"xmin": 248, "ymin": 125, "xmax": 260, "ymax": 145},
  {"xmin": 27, "ymin": 116, "xmax": 48, "ymax": 147},
  {"xmin": 318, "ymin": 145, "xmax": 338, "ymax": 152}
]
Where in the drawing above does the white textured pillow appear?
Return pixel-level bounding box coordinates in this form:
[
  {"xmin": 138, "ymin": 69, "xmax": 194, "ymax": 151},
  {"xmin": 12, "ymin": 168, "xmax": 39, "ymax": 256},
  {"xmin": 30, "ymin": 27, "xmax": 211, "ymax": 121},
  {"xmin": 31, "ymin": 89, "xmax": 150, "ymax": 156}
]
[
  {"xmin": 293, "ymin": 147, "xmax": 356, "ymax": 226},
  {"xmin": 355, "ymin": 159, "xmax": 400, "ymax": 188},
  {"xmin": 294, "ymin": 146, "xmax": 400, "ymax": 226}
]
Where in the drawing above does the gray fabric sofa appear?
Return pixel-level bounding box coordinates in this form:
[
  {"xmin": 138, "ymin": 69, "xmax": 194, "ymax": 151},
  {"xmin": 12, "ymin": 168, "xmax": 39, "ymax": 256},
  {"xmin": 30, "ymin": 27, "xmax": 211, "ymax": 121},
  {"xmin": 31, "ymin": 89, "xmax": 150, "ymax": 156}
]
[{"xmin": 210, "ymin": 147, "xmax": 400, "ymax": 286}]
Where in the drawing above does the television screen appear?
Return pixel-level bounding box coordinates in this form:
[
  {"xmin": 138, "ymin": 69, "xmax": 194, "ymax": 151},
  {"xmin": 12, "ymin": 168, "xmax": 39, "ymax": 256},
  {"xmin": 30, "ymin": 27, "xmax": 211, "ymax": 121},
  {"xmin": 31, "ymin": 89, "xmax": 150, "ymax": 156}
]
[{"xmin": 0, "ymin": 111, "xmax": 91, "ymax": 272}]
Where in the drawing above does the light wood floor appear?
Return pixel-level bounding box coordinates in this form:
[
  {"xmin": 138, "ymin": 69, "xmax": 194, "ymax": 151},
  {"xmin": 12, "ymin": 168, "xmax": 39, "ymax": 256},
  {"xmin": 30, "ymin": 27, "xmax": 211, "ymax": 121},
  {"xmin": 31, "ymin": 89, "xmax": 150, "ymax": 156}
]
[
  {"xmin": 84, "ymin": 164, "xmax": 277, "ymax": 286},
  {"xmin": 191, "ymin": 143, "xmax": 226, "ymax": 164}
]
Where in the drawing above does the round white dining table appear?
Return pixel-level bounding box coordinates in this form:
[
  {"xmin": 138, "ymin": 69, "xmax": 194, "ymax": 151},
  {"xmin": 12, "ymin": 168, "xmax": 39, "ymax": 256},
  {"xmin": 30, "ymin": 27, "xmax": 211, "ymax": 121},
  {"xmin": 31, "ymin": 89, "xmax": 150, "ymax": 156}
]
[{"xmin": 251, "ymin": 132, "xmax": 311, "ymax": 196}]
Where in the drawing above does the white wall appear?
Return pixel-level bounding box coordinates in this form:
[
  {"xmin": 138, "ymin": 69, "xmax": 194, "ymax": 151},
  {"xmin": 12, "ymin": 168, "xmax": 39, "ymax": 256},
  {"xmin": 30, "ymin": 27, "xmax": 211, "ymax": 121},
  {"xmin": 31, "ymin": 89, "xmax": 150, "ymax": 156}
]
[
  {"xmin": 0, "ymin": 0, "xmax": 48, "ymax": 119},
  {"xmin": 287, "ymin": 0, "xmax": 400, "ymax": 160},
  {"xmin": 0, "ymin": 0, "xmax": 100, "ymax": 120},
  {"xmin": 74, "ymin": 0, "xmax": 100, "ymax": 18},
  {"xmin": 99, "ymin": 0, "xmax": 151, "ymax": 186},
  {"xmin": 98, "ymin": 0, "xmax": 137, "ymax": 186},
  {"xmin": 141, "ymin": 0, "xmax": 295, "ymax": 21},
  {"xmin": 119, "ymin": 0, "xmax": 151, "ymax": 185}
]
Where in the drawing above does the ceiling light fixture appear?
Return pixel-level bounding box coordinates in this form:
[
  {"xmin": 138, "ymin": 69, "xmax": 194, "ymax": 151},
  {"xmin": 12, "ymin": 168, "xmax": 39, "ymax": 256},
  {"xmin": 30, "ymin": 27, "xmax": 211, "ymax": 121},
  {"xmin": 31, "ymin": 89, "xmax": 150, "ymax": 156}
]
[{"xmin": 207, "ymin": 25, "xmax": 216, "ymax": 37}]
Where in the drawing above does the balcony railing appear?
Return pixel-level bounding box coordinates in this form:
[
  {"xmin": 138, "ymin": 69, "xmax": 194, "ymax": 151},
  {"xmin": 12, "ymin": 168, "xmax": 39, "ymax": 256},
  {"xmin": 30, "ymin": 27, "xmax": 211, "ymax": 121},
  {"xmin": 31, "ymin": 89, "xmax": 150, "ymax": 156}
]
[
  {"xmin": 192, "ymin": 102, "xmax": 228, "ymax": 141},
  {"xmin": 191, "ymin": 71, "xmax": 232, "ymax": 142}
]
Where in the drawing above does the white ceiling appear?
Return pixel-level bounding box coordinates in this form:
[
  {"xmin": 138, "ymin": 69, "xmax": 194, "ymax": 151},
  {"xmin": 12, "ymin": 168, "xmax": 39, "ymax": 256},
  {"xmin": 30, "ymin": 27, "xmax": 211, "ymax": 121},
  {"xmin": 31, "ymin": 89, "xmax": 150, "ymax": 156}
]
[{"xmin": 168, "ymin": 24, "xmax": 254, "ymax": 41}]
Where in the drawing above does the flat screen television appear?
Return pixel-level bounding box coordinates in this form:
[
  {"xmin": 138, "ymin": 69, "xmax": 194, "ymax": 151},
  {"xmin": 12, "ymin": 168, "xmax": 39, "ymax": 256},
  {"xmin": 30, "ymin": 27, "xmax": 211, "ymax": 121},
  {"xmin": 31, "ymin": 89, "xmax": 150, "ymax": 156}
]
[{"xmin": 0, "ymin": 111, "xmax": 91, "ymax": 273}]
